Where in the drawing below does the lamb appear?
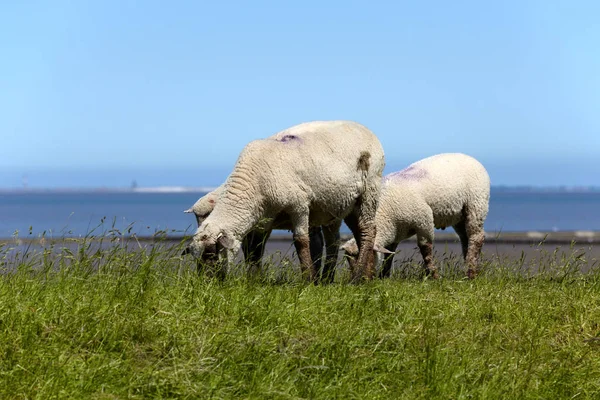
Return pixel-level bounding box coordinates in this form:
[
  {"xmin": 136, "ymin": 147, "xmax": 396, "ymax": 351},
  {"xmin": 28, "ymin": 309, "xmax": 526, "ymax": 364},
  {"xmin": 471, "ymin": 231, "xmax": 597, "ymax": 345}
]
[
  {"xmin": 184, "ymin": 120, "xmax": 385, "ymax": 282},
  {"xmin": 184, "ymin": 186, "xmax": 338, "ymax": 281},
  {"xmin": 341, "ymin": 153, "xmax": 490, "ymax": 279}
]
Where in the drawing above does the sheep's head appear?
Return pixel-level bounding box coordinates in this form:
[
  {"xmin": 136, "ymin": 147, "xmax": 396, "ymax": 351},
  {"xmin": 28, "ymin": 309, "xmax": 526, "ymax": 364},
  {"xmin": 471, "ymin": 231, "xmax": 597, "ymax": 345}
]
[
  {"xmin": 340, "ymin": 238, "xmax": 360, "ymax": 271},
  {"xmin": 340, "ymin": 238, "xmax": 393, "ymax": 270},
  {"xmin": 182, "ymin": 222, "xmax": 240, "ymax": 262},
  {"xmin": 340, "ymin": 238, "xmax": 359, "ymax": 258}
]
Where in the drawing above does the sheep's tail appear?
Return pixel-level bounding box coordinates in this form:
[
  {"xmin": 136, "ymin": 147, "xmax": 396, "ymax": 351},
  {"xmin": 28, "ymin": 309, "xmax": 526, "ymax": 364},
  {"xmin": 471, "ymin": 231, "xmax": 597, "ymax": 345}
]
[{"xmin": 357, "ymin": 151, "xmax": 371, "ymax": 192}]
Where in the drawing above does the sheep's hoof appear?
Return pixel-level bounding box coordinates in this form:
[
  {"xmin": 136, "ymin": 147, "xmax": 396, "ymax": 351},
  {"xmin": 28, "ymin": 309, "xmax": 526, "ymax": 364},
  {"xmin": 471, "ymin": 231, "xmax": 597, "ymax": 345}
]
[
  {"xmin": 424, "ymin": 267, "xmax": 439, "ymax": 280},
  {"xmin": 467, "ymin": 269, "xmax": 477, "ymax": 280},
  {"xmin": 349, "ymin": 272, "xmax": 369, "ymax": 285},
  {"xmin": 317, "ymin": 274, "xmax": 335, "ymax": 285},
  {"xmin": 301, "ymin": 268, "xmax": 318, "ymax": 284}
]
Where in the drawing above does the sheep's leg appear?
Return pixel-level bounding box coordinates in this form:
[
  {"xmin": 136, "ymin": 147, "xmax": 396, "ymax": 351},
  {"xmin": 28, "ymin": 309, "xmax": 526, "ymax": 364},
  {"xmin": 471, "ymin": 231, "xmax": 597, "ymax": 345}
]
[
  {"xmin": 356, "ymin": 194, "xmax": 378, "ymax": 281},
  {"xmin": 417, "ymin": 233, "xmax": 439, "ymax": 279},
  {"xmin": 241, "ymin": 232, "xmax": 258, "ymax": 273},
  {"xmin": 321, "ymin": 221, "xmax": 342, "ymax": 284},
  {"xmin": 378, "ymin": 241, "xmax": 399, "ymax": 278},
  {"xmin": 309, "ymin": 226, "xmax": 324, "ymax": 278},
  {"xmin": 358, "ymin": 222, "xmax": 377, "ymax": 281},
  {"xmin": 256, "ymin": 230, "xmax": 271, "ymax": 259},
  {"xmin": 242, "ymin": 229, "xmax": 270, "ymax": 276},
  {"xmin": 464, "ymin": 208, "xmax": 485, "ymax": 279},
  {"xmin": 221, "ymin": 248, "xmax": 239, "ymax": 280},
  {"xmin": 290, "ymin": 211, "xmax": 317, "ymax": 282},
  {"xmin": 345, "ymin": 202, "xmax": 377, "ymax": 282},
  {"xmin": 452, "ymin": 220, "xmax": 469, "ymax": 260}
]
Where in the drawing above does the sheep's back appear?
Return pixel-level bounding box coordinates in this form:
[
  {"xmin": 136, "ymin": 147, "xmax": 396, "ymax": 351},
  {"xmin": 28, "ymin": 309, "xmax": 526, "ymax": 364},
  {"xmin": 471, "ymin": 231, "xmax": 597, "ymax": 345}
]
[
  {"xmin": 384, "ymin": 153, "xmax": 490, "ymax": 229},
  {"xmin": 235, "ymin": 121, "xmax": 385, "ymax": 223}
]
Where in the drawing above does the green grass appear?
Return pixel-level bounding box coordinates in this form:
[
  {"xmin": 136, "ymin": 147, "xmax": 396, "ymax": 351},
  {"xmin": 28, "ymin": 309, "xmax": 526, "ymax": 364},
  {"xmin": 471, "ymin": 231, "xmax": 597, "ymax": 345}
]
[{"xmin": 1, "ymin": 236, "xmax": 600, "ymax": 399}]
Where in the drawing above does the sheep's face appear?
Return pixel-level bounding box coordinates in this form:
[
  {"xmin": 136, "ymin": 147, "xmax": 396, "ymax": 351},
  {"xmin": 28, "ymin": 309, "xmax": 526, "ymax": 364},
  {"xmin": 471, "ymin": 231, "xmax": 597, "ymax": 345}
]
[
  {"xmin": 184, "ymin": 223, "xmax": 238, "ymax": 263},
  {"xmin": 188, "ymin": 235, "xmax": 217, "ymax": 261},
  {"xmin": 340, "ymin": 238, "xmax": 360, "ymax": 271},
  {"xmin": 340, "ymin": 238, "xmax": 393, "ymax": 271},
  {"xmin": 341, "ymin": 238, "xmax": 359, "ymax": 258}
]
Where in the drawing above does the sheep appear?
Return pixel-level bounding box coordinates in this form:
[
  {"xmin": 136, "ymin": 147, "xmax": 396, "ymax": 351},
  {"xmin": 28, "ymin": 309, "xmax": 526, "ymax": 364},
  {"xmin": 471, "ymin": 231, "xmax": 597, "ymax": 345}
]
[
  {"xmin": 184, "ymin": 186, "xmax": 339, "ymax": 281},
  {"xmin": 184, "ymin": 120, "xmax": 385, "ymax": 282},
  {"xmin": 341, "ymin": 153, "xmax": 490, "ymax": 279}
]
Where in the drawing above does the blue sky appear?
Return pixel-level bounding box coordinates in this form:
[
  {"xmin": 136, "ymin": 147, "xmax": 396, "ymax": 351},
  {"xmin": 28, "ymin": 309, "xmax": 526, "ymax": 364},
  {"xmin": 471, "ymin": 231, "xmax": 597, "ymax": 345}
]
[{"xmin": 1, "ymin": 0, "xmax": 599, "ymax": 188}]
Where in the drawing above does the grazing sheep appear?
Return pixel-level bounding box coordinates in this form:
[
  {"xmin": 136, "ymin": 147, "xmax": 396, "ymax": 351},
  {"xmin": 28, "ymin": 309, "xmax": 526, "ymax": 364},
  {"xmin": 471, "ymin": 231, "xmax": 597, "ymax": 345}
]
[
  {"xmin": 341, "ymin": 153, "xmax": 490, "ymax": 279},
  {"xmin": 184, "ymin": 120, "xmax": 385, "ymax": 282},
  {"xmin": 184, "ymin": 186, "xmax": 340, "ymax": 281}
]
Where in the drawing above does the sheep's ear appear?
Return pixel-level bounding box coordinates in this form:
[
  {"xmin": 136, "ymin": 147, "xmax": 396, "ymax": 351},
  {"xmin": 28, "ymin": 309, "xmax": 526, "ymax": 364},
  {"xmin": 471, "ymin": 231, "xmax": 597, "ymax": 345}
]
[
  {"xmin": 217, "ymin": 232, "xmax": 235, "ymax": 249},
  {"xmin": 184, "ymin": 208, "xmax": 193, "ymax": 214},
  {"xmin": 373, "ymin": 243, "xmax": 394, "ymax": 254},
  {"xmin": 207, "ymin": 192, "xmax": 218, "ymax": 205}
]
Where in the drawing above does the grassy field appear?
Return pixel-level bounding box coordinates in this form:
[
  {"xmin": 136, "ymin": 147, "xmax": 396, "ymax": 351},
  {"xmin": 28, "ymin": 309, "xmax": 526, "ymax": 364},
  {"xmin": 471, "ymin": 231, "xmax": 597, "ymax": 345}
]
[{"xmin": 1, "ymin": 236, "xmax": 600, "ymax": 399}]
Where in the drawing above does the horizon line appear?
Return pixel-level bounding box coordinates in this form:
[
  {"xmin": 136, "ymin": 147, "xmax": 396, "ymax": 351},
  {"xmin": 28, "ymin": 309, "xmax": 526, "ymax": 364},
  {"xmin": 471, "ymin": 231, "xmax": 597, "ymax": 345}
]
[{"xmin": 1, "ymin": 184, "xmax": 600, "ymax": 194}]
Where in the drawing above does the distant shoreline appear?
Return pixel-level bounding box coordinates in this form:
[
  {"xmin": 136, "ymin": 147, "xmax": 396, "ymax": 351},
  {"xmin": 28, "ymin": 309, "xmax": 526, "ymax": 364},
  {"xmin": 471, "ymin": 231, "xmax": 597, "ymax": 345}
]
[
  {"xmin": 1, "ymin": 185, "xmax": 600, "ymax": 195},
  {"xmin": 0, "ymin": 186, "xmax": 219, "ymax": 194},
  {"xmin": 2, "ymin": 231, "xmax": 600, "ymax": 245}
]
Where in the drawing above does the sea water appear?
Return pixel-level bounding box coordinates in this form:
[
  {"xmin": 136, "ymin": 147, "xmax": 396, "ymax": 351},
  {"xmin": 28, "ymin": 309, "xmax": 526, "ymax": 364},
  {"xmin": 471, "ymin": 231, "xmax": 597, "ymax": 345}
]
[{"xmin": 0, "ymin": 190, "xmax": 599, "ymax": 238}]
